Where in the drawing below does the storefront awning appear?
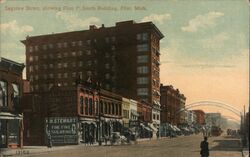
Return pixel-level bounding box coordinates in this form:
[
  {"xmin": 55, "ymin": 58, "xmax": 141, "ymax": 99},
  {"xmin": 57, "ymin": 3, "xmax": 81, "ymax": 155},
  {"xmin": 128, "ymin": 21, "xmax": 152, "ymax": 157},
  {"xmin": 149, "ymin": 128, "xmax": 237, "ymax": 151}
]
[
  {"xmin": 149, "ymin": 123, "xmax": 158, "ymax": 132},
  {"xmin": 81, "ymin": 121, "xmax": 97, "ymax": 126},
  {"xmin": 0, "ymin": 112, "xmax": 23, "ymax": 120},
  {"xmin": 173, "ymin": 125, "xmax": 181, "ymax": 131},
  {"xmin": 140, "ymin": 124, "xmax": 152, "ymax": 132},
  {"xmin": 131, "ymin": 110, "xmax": 139, "ymax": 117}
]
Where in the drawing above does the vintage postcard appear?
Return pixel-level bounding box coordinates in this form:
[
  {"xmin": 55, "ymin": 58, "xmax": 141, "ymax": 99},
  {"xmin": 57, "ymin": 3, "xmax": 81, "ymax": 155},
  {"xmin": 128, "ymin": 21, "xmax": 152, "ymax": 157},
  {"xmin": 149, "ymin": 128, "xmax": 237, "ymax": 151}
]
[{"xmin": 0, "ymin": 0, "xmax": 249, "ymax": 157}]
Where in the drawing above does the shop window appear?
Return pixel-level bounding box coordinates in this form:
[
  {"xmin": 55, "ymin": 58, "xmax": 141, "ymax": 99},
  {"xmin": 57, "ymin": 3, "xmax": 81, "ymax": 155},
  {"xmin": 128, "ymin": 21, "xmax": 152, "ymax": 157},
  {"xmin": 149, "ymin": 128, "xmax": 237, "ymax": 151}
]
[{"xmin": 0, "ymin": 80, "xmax": 7, "ymax": 107}]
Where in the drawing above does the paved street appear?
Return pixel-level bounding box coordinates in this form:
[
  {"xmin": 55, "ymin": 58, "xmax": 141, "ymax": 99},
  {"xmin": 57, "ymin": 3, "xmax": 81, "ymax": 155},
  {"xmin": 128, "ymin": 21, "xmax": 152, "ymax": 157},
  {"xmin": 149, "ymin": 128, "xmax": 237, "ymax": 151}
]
[{"xmin": 5, "ymin": 134, "xmax": 244, "ymax": 157}]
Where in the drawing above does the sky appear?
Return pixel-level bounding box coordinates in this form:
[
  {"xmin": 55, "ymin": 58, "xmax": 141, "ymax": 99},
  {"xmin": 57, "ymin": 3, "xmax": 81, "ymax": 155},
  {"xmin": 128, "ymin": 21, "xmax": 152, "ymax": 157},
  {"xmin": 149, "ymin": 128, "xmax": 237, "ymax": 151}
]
[{"xmin": 0, "ymin": 0, "xmax": 249, "ymax": 122}]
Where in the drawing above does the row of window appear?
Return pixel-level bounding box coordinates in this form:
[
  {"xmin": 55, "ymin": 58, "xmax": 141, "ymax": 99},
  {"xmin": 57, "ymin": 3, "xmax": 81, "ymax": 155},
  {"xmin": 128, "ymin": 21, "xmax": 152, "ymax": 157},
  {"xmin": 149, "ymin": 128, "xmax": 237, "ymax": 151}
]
[
  {"xmin": 30, "ymin": 71, "xmax": 91, "ymax": 81},
  {"xmin": 30, "ymin": 82, "xmax": 75, "ymax": 91},
  {"xmin": 79, "ymin": 99, "xmax": 121, "ymax": 116},
  {"xmin": 29, "ymin": 70, "xmax": 115, "ymax": 81},
  {"xmin": 28, "ymin": 60, "xmax": 97, "ymax": 72},
  {"xmin": 137, "ymin": 66, "xmax": 149, "ymax": 74},
  {"xmin": 28, "ymin": 50, "xmax": 93, "ymax": 62},
  {"xmin": 137, "ymin": 77, "xmax": 149, "ymax": 85},
  {"xmin": 29, "ymin": 41, "xmax": 86, "ymax": 52},
  {"xmin": 137, "ymin": 88, "xmax": 148, "ymax": 96},
  {"xmin": 137, "ymin": 44, "xmax": 149, "ymax": 52},
  {"xmin": 153, "ymin": 113, "xmax": 160, "ymax": 120},
  {"xmin": 28, "ymin": 37, "xmax": 116, "ymax": 53},
  {"xmin": 79, "ymin": 96, "xmax": 96, "ymax": 115},
  {"xmin": 137, "ymin": 55, "xmax": 148, "ymax": 63},
  {"xmin": 122, "ymin": 110, "xmax": 129, "ymax": 119},
  {"xmin": 0, "ymin": 80, "xmax": 19, "ymax": 107},
  {"xmin": 137, "ymin": 33, "xmax": 149, "ymax": 41}
]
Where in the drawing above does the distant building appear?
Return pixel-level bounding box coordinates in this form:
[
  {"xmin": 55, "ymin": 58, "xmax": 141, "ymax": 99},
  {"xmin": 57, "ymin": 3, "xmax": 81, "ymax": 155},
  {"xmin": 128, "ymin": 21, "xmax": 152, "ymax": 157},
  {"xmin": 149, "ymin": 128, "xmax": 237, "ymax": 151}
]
[
  {"xmin": 122, "ymin": 98, "xmax": 130, "ymax": 128},
  {"xmin": 160, "ymin": 84, "xmax": 186, "ymax": 125},
  {"xmin": 192, "ymin": 110, "xmax": 205, "ymax": 125},
  {"xmin": 185, "ymin": 110, "xmax": 197, "ymax": 125},
  {"xmin": 23, "ymin": 80, "xmax": 30, "ymax": 93},
  {"xmin": 205, "ymin": 113, "xmax": 222, "ymax": 127},
  {"xmin": 0, "ymin": 57, "xmax": 25, "ymax": 148}
]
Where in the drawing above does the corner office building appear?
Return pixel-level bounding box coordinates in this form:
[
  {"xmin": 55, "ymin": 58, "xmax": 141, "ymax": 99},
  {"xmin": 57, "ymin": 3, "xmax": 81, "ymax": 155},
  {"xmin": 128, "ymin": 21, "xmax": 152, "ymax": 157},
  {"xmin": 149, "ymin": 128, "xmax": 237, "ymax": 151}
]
[{"xmin": 21, "ymin": 20, "xmax": 164, "ymax": 118}]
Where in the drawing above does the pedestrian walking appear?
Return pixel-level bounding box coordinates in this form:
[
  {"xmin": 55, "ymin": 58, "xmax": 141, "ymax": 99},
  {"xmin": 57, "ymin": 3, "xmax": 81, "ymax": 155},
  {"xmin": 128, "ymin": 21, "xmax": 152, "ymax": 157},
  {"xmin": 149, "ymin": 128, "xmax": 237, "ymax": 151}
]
[
  {"xmin": 156, "ymin": 131, "xmax": 159, "ymax": 139},
  {"xmin": 47, "ymin": 132, "xmax": 52, "ymax": 148},
  {"xmin": 200, "ymin": 136, "xmax": 209, "ymax": 157},
  {"xmin": 104, "ymin": 135, "xmax": 109, "ymax": 145},
  {"xmin": 89, "ymin": 134, "xmax": 94, "ymax": 145}
]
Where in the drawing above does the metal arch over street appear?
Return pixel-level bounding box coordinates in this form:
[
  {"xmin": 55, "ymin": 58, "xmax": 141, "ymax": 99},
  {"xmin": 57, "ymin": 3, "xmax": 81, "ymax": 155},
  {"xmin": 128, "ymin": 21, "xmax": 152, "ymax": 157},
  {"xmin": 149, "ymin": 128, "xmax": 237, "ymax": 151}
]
[{"xmin": 176, "ymin": 100, "xmax": 242, "ymax": 118}]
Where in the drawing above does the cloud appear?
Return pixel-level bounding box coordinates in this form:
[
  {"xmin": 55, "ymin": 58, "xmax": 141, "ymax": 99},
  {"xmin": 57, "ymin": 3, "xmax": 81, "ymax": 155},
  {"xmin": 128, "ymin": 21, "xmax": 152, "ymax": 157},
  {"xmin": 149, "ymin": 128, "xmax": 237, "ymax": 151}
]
[
  {"xmin": 0, "ymin": 0, "xmax": 6, "ymax": 4},
  {"xmin": 56, "ymin": 12, "xmax": 100, "ymax": 30},
  {"xmin": 141, "ymin": 13, "xmax": 171, "ymax": 25},
  {"xmin": 181, "ymin": 12, "xmax": 224, "ymax": 32},
  {"xmin": 181, "ymin": 63, "xmax": 235, "ymax": 69},
  {"xmin": 201, "ymin": 32, "xmax": 230, "ymax": 50},
  {"xmin": 0, "ymin": 20, "xmax": 33, "ymax": 34}
]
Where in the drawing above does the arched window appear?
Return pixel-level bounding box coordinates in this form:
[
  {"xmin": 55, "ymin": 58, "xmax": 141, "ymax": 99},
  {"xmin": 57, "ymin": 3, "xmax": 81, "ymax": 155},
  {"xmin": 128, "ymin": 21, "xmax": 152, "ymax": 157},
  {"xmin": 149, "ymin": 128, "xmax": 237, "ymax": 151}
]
[
  {"xmin": 112, "ymin": 103, "xmax": 115, "ymax": 115},
  {"xmin": 100, "ymin": 101, "xmax": 103, "ymax": 114},
  {"xmin": 85, "ymin": 98, "xmax": 89, "ymax": 115},
  {"xmin": 89, "ymin": 98, "xmax": 93, "ymax": 115},
  {"xmin": 0, "ymin": 80, "xmax": 7, "ymax": 107},
  {"xmin": 80, "ymin": 96, "xmax": 84, "ymax": 114},
  {"xmin": 105, "ymin": 102, "xmax": 108, "ymax": 114},
  {"xmin": 95, "ymin": 99, "xmax": 99, "ymax": 115}
]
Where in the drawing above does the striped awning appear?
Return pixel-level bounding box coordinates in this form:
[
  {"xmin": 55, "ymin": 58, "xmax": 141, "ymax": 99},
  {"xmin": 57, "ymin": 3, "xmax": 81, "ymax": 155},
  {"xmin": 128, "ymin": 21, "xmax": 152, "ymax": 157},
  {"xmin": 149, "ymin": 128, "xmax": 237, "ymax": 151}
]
[{"xmin": 0, "ymin": 112, "xmax": 23, "ymax": 120}]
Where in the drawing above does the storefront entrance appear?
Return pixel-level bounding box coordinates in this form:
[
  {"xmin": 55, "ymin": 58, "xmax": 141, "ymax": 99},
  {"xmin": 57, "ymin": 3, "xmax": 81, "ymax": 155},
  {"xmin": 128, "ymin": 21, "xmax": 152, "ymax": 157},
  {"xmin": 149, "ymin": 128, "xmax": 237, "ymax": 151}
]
[
  {"xmin": 0, "ymin": 120, "xmax": 7, "ymax": 148},
  {"xmin": 0, "ymin": 119, "xmax": 20, "ymax": 148}
]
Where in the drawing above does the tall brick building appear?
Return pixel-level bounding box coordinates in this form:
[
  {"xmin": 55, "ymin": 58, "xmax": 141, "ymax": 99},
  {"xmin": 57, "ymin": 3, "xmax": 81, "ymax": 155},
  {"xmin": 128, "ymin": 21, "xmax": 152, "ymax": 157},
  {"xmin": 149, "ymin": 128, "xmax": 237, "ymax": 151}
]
[{"xmin": 21, "ymin": 20, "xmax": 164, "ymax": 107}]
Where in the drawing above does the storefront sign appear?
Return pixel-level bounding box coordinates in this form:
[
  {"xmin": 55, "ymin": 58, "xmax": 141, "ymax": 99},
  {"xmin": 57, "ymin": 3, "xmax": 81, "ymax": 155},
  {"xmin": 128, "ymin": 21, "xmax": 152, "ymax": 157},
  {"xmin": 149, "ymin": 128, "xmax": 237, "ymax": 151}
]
[{"xmin": 45, "ymin": 117, "xmax": 78, "ymax": 145}]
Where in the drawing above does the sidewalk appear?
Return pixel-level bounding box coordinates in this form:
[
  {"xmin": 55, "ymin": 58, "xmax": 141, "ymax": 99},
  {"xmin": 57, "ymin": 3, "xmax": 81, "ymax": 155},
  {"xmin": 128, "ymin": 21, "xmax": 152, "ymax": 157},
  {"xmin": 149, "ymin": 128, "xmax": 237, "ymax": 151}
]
[
  {"xmin": 0, "ymin": 138, "xmax": 158, "ymax": 156},
  {"xmin": 0, "ymin": 144, "xmax": 99, "ymax": 156},
  {"xmin": 242, "ymin": 148, "xmax": 249, "ymax": 157}
]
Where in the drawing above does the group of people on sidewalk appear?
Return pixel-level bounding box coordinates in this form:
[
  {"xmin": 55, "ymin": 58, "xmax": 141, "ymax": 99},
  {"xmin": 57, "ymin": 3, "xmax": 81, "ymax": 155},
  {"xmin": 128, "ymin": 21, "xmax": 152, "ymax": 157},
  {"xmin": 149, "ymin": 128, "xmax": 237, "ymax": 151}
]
[{"xmin": 84, "ymin": 134, "xmax": 94, "ymax": 145}]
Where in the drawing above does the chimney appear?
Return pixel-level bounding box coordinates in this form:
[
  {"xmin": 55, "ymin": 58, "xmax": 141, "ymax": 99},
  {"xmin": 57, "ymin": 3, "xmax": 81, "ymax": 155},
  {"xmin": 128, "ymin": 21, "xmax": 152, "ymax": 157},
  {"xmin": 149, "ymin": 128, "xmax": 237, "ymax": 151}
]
[{"xmin": 89, "ymin": 25, "xmax": 97, "ymax": 30}]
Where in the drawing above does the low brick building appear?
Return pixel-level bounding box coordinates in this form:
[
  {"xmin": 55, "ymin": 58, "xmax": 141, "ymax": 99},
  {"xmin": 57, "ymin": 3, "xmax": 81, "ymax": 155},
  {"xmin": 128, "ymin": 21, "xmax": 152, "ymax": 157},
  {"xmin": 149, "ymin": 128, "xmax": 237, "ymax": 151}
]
[
  {"xmin": 22, "ymin": 82, "xmax": 123, "ymax": 146},
  {"xmin": 160, "ymin": 84, "xmax": 186, "ymax": 125},
  {"xmin": 0, "ymin": 57, "xmax": 25, "ymax": 148}
]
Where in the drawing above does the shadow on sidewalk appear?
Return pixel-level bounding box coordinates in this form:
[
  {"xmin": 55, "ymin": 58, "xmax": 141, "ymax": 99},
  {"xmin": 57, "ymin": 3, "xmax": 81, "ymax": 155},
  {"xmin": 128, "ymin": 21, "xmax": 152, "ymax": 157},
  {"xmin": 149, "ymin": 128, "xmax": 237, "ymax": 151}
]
[{"xmin": 210, "ymin": 139, "xmax": 242, "ymax": 152}]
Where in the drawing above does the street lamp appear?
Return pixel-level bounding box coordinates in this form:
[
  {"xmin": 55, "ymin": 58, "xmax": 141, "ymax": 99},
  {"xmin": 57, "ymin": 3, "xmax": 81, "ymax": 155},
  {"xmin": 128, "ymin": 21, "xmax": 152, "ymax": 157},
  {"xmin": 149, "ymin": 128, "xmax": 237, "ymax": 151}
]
[{"xmin": 96, "ymin": 83, "xmax": 102, "ymax": 146}]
